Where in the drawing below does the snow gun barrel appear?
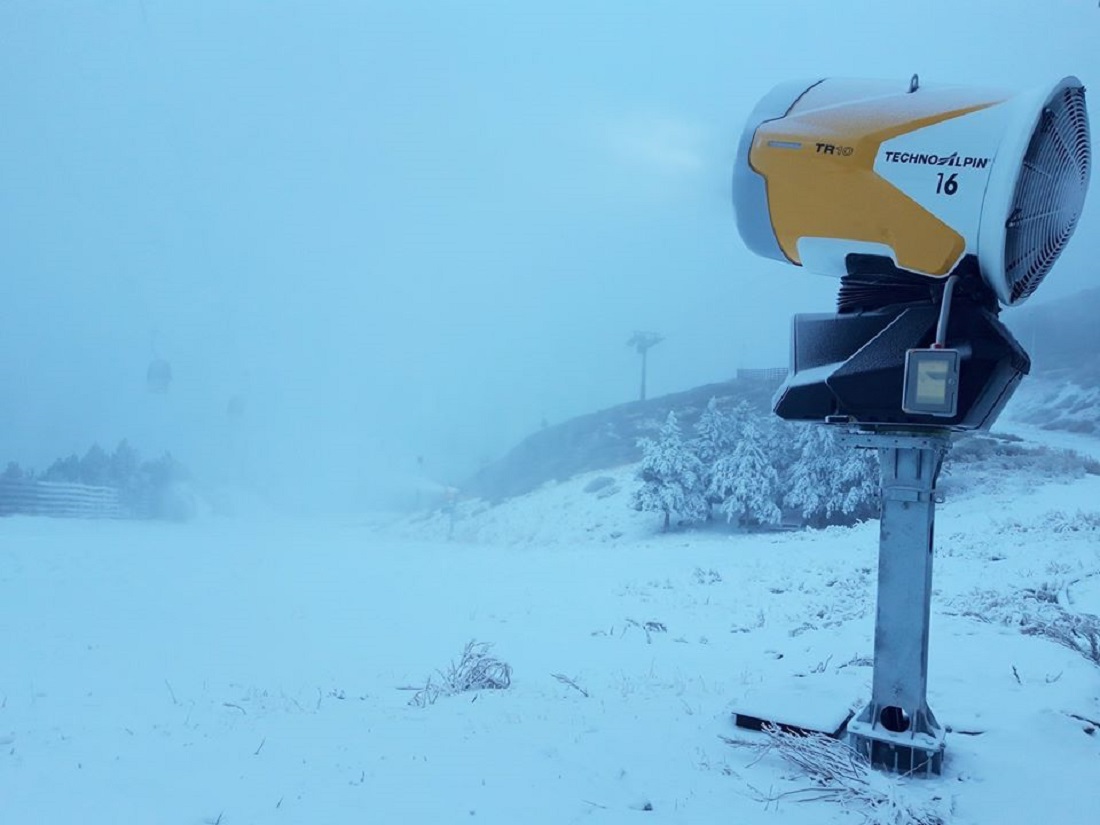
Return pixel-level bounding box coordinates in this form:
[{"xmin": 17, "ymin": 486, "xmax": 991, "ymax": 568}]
[{"xmin": 733, "ymin": 75, "xmax": 1090, "ymax": 308}]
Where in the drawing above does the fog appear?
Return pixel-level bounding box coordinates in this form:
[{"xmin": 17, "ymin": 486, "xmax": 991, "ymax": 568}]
[{"xmin": 2, "ymin": 0, "xmax": 1097, "ymax": 511}]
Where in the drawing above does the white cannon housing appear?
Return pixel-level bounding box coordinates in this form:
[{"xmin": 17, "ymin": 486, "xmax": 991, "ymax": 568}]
[{"xmin": 734, "ymin": 76, "xmax": 1091, "ymax": 306}]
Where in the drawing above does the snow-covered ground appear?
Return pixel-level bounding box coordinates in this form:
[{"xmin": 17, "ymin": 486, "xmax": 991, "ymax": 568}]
[{"xmin": 2, "ymin": 425, "xmax": 1099, "ymax": 824}]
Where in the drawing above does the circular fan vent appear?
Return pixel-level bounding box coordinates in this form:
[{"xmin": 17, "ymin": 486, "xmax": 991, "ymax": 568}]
[{"xmin": 1004, "ymin": 85, "xmax": 1091, "ymax": 304}]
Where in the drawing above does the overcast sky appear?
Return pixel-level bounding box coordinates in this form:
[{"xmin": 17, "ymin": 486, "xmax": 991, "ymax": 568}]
[{"xmin": 1, "ymin": 0, "xmax": 1097, "ymax": 508}]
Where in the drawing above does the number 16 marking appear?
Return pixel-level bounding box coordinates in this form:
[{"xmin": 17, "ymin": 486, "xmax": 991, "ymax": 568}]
[{"xmin": 936, "ymin": 172, "xmax": 959, "ymax": 196}]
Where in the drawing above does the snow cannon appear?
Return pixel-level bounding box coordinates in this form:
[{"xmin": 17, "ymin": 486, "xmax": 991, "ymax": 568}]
[
  {"xmin": 734, "ymin": 75, "xmax": 1091, "ymax": 306},
  {"xmin": 733, "ymin": 75, "xmax": 1091, "ymax": 430}
]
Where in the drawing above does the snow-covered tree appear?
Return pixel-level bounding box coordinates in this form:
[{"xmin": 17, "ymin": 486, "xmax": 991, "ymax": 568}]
[
  {"xmin": 42, "ymin": 453, "xmax": 81, "ymax": 483},
  {"xmin": 835, "ymin": 446, "xmax": 879, "ymax": 521},
  {"xmin": 109, "ymin": 440, "xmax": 140, "ymax": 487},
  {"xmin": 784, "ymin": 425, "xmax": 879, "ymax": 527},
  {"xmin": 784, "ymin": 426, "xmax": 837, "ymax": 526},
  {"xmin": 693, "ymin": 397, "xmax": 737, "ymax": 467},
  {"xmin": 693, "ymin": 397, "xmax": 738, "ymax": 513},
  {"xmin": 765, "ymin": 417, "xmax": 802, "ymax": 473},
  {"xmin": 633, "ymin": 411, "xmax": 708, "ymax": 531},
  {"xmin": 79, "ymin": 444, "xmax": 111, "ymax": 487},
  {"xmin": 2, "ymin": 461, "xmax": 29, "ymax": 481},
  {"xmin": 709, "ymin": 413, "xmax": 782, "ymax": 527}
]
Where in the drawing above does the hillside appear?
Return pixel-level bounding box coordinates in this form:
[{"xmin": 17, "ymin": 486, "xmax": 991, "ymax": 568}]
[
  {"xmin": 1007, "ymin": 285, "xmax": 1100, "ymax": 381},
  {"xmin": 1005, "ymin": 286, "xmax": 1100, "ymax": 434},
  {"xmin": 462, "ymin": 375, "xmax": 782, "ymax": 501},
  {"xmin": 463, "ymin": 287, "xmax": 1100, "ymax": 502}
]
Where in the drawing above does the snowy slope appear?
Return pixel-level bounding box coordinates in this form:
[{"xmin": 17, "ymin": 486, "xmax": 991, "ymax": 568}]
[{"xmin": 2, "ymin": 425, "xmax": 1099, "ymax": 824}]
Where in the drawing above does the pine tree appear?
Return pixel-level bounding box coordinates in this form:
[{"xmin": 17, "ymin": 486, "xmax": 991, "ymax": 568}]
[
  {"xmin": 2, "ymin": 461, "xmax": 27, "ymax": 481},
  {"xmin": 765, "ymin": 417, "xmax": 802, "ymax": 473},
  {"xmin": 109, "ymin": 440, "xmax": 140, "ymax": 487},
  {"xmin": 709, "ymin": 412, "xmax": 782, "ymax": 527},
  {"xmin": 693, "ymin": 397, "xmax": 736, "ymax": 467},
  {"xmin": 784, "ymin": 425, "xmax": 830, "ymax": 525},
  {"xmin": 632, "ymin": 411, "xmax": 708, "ymax": 530},
  {"xmin": 42, "ymin": 453, "xmax": 81, "ymax": 483},
  {"xmin": 79, "ymin": 444, "xmax": 111, "ymax": 487},
  {"xmin": 693, "ymin": 397, "xmax": 737, "ymax": 512},
  {"xmin": 784, "ymin": 425, "xmax": 879, "ymax": 527},
  {"xmin": 836, "ymin": 445, "xmax": 880, "ymax": 522}
]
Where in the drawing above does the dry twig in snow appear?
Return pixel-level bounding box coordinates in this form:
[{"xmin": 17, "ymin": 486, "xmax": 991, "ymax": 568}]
[
  {"xmin": 723, "ymin": 725, "xmax": 948, "ymax": 825},
  {"xmin": 551, "ymin": 673, "xmax": 590, "ymax": 697},
  {"xmin": 407, "ymin": 640, "xmax": 512, "ymax": 708}
]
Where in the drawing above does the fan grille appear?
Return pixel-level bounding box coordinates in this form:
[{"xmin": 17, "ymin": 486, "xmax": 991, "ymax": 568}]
[{"xmin": 1003, "ymin": 85, "xmax": 1090, "ymax": 305}]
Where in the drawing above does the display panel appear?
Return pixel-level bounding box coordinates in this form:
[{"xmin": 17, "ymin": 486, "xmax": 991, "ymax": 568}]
[{"xmin": 902, "ymin": 349, "xmax": 960, "ymax": 417}]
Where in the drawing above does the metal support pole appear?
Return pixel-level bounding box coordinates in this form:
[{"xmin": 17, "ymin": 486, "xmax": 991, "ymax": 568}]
[
  {"xmin": 627, "ymin": 331, "xmax": 662, "ymax": 403},
  {"xmin": 841, "ymin": 430, "xmax": 950, "ymax": 775}
]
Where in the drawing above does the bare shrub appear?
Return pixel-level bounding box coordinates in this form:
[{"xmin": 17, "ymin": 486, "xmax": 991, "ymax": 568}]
[
  {"xmin": 951, "ymin": 586, "xmax": 1100, "ymax": 668},
  {"xmin": 725, "ymin": 725, "xmax": 948, "ymax": 825},
  {"xmin": 1022, "ymin": 609, "xmax": 1100, "ymax": 666},
  {"xmin": 991, "ymin": 509, "xmax": 1100, "ymax": 535},
  {"xmin": 407, "ymin": 640, "xmax": 512, "ymax": 707},
  {"xmin": 949, "ymin": 437, "xmax": 1100, "ymax": 477},
  {"xmin": 625, "ymin": 617, "xmax": 668, "ymax": 644},
  {"xmin": 944, "ymin": 438, "xmax": 1100, "ymax": 496}
]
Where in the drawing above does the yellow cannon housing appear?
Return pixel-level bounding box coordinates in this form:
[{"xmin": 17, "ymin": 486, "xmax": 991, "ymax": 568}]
[{"xmin": 734, "ymin": 76, "xmax": 1090, "ymax": 306}]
